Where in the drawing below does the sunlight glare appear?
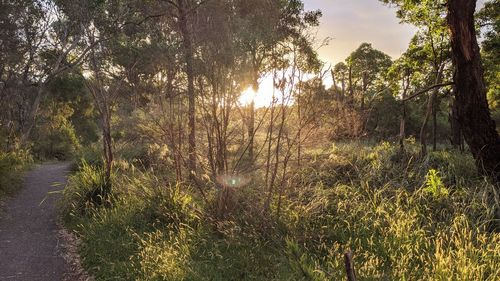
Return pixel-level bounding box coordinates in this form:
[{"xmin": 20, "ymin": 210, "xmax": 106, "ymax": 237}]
[
  {"xmin": 238, "ymin": 76, "xmax": 277, "ymax": 108},
  {"xmin": 238, "ymin": 87, "xmax": 257, "ymax": 107}
]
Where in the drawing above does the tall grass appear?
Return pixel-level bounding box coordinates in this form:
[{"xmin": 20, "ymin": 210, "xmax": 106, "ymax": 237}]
[
  {"xmin": 282, "ymin": 141, "xmax": 499, "ymax": 280},
  {"xmin": 0, "ymin": 150, "xmax": 33, "ymax": 198},
  {"xmin": 62, "ymin": 141, "xmax": 500, "ymax": 280}
]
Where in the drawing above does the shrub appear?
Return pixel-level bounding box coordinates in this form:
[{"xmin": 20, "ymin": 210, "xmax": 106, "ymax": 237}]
[
  {"xmin": 32, "ymin": 123, "xmax": 81, "ymax": 160},
  {"xmin": 0, "ymin": 150, "xmax": 33, "ymax": 197},
  {"xmin": 62, "ymin": 160, "xmax": 111, "ymax": 218},
  {"xmin": 424, "ymin": 169, "xmax": 449, "ymax": 198}
]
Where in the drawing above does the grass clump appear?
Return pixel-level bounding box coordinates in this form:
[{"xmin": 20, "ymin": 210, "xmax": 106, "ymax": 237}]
[
  {"xmin": 0, "ymin": 149, "xmax": 33, "ymax": 198},
  {"xmin": 62, "ymin": 160, "xmax": 112, "ymax": 218}
]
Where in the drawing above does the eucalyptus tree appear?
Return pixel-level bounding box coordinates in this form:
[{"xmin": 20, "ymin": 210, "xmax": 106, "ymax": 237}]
[
  {"xmin": 234, "ymin": 0, "xmax": 321, "ymax": 161},
  {"xmin": 381, "ymin": 0, "xmax": 453, "ymax": 154},
  {"xmin": 477, "ymin": 0, "xmax": 500, "ymax": 110},
  {"xmin": 195, "ymin": 0, "xmax": 244, "ymax": 178},
  {"xmin": 383, "ymin": 0, "xmax": 500, "ymax": 184},
  {"xmin": 332, "ymin": 62, "xmax": 348, "ymax": 101},
  {"xmin": 0, "ymin": 0, "xmax": 93, "ymax": 147},
  {"xmin": 59, "ymin": 0, "xmax": 155, "ymax": 184},
  {"xmin": 346, "ymin": 43, "xmax": 392, "ymax": 111},
  {"xmin": 447, "ymin": 0, "xmax": 500, "ymax": 185},
  {"xmin": 387, "ymin": 51, "xmax": 417, "ymax": 149},
  {"xmin": 78, "ymin": 0, "xmax": 132, "ymax": 184}
]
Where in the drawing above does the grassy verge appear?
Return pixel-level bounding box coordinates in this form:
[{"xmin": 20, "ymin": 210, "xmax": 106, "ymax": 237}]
[
  {"xmin": 0, "ymin": 150, "xmax": 33, "ymax": 199},
  {"xmin": 62, "ymin": 141, "xmax": 500, "ymax": 280}
]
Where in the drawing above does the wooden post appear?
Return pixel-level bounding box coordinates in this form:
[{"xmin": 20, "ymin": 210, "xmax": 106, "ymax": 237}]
[{"xmin": 344, "ymin": 250, "xmax": 356, "ymax": 281}]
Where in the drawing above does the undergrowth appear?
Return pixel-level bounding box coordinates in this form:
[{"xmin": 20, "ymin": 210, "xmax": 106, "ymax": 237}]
[
  {"xmin": 0, "ymin": 150, "xmax": 33, "ymax": 198},
  {"xmin": 62, "ymin": 141, "xmax": 500, "ymax": 280}
]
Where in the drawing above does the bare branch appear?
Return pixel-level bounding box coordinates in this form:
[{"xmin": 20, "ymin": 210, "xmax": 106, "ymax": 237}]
[{"xmin": 403, "ymin": 82, "xmax": 454, "ymax": 102}]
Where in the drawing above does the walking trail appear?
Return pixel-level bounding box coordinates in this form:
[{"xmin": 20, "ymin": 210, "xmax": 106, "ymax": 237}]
[{"xmin": 0, "ymin": 162, "xmax": 71, "ymax": 281}]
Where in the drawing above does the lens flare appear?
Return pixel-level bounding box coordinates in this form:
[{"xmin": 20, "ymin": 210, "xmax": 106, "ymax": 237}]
[{"xmin": 216, "ymin": 174, "xmax": 251, "ymax": 188}]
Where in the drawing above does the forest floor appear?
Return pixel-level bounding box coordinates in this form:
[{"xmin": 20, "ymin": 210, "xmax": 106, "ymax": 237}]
[{"xmin": 0, "ymin": 162, "xmax": 75, "ymax": 281}]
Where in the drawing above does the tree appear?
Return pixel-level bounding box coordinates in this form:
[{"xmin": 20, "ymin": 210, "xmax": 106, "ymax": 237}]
[
  {"xmin": 346, "ymin": 43, "xmax": 392, "ymax": 110},
  {"xmin": 387, "ymin": 55, "xmax": 414, "ymax": 149},
  {"xmin": 332, "ymin": 62, "xmax": 348, "ymax": 101},
  {"xmin": 383, "ymin": 0, "xmax": 453, "ymax": 154},
  {"xmin": 477, "ymin": 0, "xmax": 500, "ymax": 110},
  {"xmin": 175, "ymin": 0, "xmax": 198, "ymax": 180},
  {"xmin": 0, "ymin": 0, "xmax": 101, "ymax": 148},
  {"xmin": 234, "ymin": 0, "xmax": 321, "ymax": 161},
  {"xmin": 447, "ymin": 0, "xmax": 500, "ymax": 183}
]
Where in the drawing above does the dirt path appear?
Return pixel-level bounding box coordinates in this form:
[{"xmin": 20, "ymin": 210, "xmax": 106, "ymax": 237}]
[{"xmin": 0, "ymin": 162, "xmax": 71, "ymax": 281}]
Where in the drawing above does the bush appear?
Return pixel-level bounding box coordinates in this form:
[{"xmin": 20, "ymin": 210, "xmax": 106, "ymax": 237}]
[
  {"xmin": 32, "ymin": 111, "xmax": 81, "ymax": 160},
  {"xmin": 62, "ymin": 160, "xmax": 112, "ymax": 218},
  {"xmin": 0, "ymin": 150, "xmax": 33, "ymax": 197}
]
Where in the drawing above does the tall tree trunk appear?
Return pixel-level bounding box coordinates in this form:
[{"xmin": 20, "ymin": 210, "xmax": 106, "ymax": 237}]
[
  {"xmin": 248, "ymin": 73, "xmax": 258, "ymax": 162},
  {"xmin": 400, "ymin": 75, "xmax": 410, "ymax": 150},
  {"xmin": 432, "ymin": 96, "xmax": 438, "ymax": 151},
  {"xmin": 331, "ymin": 69, "xmax": 338, "ymax": 100},
  {"xmin": 447, "ymin": 0, "xmax": 500, "ymax": 183},
  {"xmin": 400, "ymin": 99, "xmax": 406, "ymax": 150},
  {"xmin": 178, "ymin": 0, "xmax": 197, "ymax": 179},
  {"xmin": 361, "ymin": 71, "xmax": 367, "ymax": 110},
  {"xmin": 102, "ymin": 111, "xmax": 113, "ymax": 183},
  {"xmin": 450, "ymin": 96, "xmax": 464, "ymax": 151},
  {"xmin": 340, "ymin": 74, "xmax": 346, "ymax": 102},
  {"xmin": 348, "ymin": 64, "xmax": 354, "ymax": 104},
  {"xmin": 297, "ymin": 84, "xmax": 302, "ymax": 167},
  {"xmin": 20, "ymin": 85, "xmax": 44, "ymax": 145},
  {"xmin": 420, "ymin": 71, "xmax": 442, "ymax": 155}
]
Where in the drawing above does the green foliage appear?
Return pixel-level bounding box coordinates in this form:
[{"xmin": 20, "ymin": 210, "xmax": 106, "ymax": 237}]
[
  {"xmin": 0, "ymin": 150, "xmax": 33, "ymax": 197},
  {"xmin": 32, "ymin": 102, "xmax": 81, "ymax": 160},
  {"xmin": 62, "ymin": 160, "xmax": 111, "ymax": 218},
  {"xmin": 46, "ymin": 73, "xmax": 99, "ymax": 145},
  {"xmin": 285, "ymin": 238, "xmax": 326, "ymax": 281},
  {"xmin": 283, "ymin": 142, "xmax": 499, "ymax": 280},
  {"xmin": 365, "ymin": 90, "xmax": 401, "ymax": 137},
  {"xmin": 424, "ymin": 169, "xmax": 449, "ymax": 198},
  {"xmin": 477, "ymin": 0, "xmax": 500, "ymax": 110},
  {"xmin": 133, "ymin": 228, "xmax": 193, "ymax": 280},
  {"xmin": 77, "ymin": 144, "xmax": 104, "ymax": 168},
  {"xmin": 63, "ymin": 142, "xmax": 500, "ymax": 280}
]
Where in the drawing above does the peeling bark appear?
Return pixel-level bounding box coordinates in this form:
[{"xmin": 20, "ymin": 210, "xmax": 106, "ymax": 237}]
[{"xmin": 447, "ymin": 0, "xmax": 500, "ymax": 182}]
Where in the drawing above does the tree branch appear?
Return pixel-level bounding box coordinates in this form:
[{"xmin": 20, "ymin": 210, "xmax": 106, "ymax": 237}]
[{"xmin": 403, "ymin": 82, "xmax": 454, "ymax": 102}]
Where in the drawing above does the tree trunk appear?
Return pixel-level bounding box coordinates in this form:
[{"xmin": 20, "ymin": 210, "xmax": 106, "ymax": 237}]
[
  {"xmin": 344, "ymin": 250, "xmax": 356, "ymax": 281},
  {"xmin": 420, "ymin": 71, "xmax": 442, "ymax": 156},
  {"xmin": 19, "ymin": 85, "xmax": 44, "ymax": 145},
  {"xmin": 247, "ymin": 71, "xmax": 259, "ymax": 162},
  {"xmin": 447, "ymin": 0, "xmax": 500, "ymax": 182},
  {"xmin": 361, "ymin": 71, "xmax": 367, "ymax": 110},
  {"xmin": 348, "ymin": 63, "xmax": 354, "ymax": 104},
  {"xmin": 432, "ymin": 96, "xmax": 438, "ymax": 151},
  {"xmin": 102, "ymin": 112, "xmax": 113, "ymax": 183},
  {"xmin": 450, "ymin": 97, "xmax": 464, "ymax": 151},
  {"xmin": 400, "ymin": 84, "xmax": 408, "ymax": 150},
  {"xmin": 331, "ymin": 69, "xmax": 338, "ymax": 100},
  {"xmin": 178, "ymin": 0, "xmax": 197, "ymax": 179}
]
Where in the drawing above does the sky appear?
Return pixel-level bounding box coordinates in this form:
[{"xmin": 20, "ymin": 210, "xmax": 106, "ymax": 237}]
[
  {"xmin": 303, "ymin": 0, "xmax": 417, "ymax": 66},
  {"xmin": 243, "ymin": 0, "xmax": 418, "ymax": 107},
  {"xmin": 245, "ymin": 0, "xmax": 486, "ymax": 107}
]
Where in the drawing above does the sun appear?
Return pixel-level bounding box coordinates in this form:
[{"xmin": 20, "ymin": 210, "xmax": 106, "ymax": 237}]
[
  {"xmin": 238, "ymin": 87, "xmax": 257, "ymax": 107},
  {"xmin": 238, "ymin": 76, "xmax": 276, "ymax": 108}
]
